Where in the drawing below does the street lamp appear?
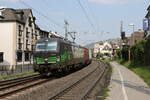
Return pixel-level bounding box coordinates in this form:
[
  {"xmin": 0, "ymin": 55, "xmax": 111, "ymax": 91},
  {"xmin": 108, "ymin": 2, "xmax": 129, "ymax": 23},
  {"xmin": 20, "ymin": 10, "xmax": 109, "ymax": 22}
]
[
  {"xmin": 129, "ymin": 23, "xmax": 135, "ymax": 33},
  {"xmin": 128, "ymin": 23, "xmax": 135, "ymax": 61}
]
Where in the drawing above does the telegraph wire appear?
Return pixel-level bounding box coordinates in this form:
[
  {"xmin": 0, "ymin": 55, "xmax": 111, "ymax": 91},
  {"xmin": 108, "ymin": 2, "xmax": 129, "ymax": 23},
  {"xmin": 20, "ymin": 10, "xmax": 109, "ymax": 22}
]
[{"xmin": 19, "ymin": 0, "xmax": 63, "ymax": 29}]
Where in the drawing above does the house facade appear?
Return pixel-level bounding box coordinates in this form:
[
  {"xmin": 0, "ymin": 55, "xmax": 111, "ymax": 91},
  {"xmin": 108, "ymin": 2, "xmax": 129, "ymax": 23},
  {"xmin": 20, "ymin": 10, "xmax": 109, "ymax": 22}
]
[
  {"xmin": 144, "ymin": 5, "xmax": 150, "ymax": 39},
  {"xmin": 129, "ymin": 30, "xmax": 144, "ymax": 46},
  {"xmin": 93, "ymin": 42, "xmax": 113, "ymax": 57},
  {"xmin": 0, "ymin": 8, "xmax": 49, "ymax": 70}
]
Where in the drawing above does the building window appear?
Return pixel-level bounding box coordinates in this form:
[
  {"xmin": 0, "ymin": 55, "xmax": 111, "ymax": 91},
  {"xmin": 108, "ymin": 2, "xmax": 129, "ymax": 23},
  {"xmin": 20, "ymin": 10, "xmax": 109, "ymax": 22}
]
[
  {"xmin": 26, "ymin": 40, "xmax": 29, "ymax": 50},
  {"xmin": 18, "ymin": 25, "xmax": 22, "ymax": 36},
  {"xmin": 18, "ymin": 38, "xmax": 22, "ymax": 50},
  {"xmin": 0, "ymin": 52, "xmax": 3, "ymax": 62},
  {"xmin": 31, "ymin": 45, "xmax": 34, "ymax": 51},
  {"xmin": 28, "ymin": 17, "xmax": 32, "ymax": 27},
  {"xmin": 17, "ymin": 52, "xmax": 22, "ymax": 62},
  {"xmin": 25, "ymin": 52, "xmax": 30, "ymax": 61},
  {"xmin": 32, "ymin": 29, "xmax": 34, "ymax": 39},
  {"xmin": 35, "ymin": 31, "xmax": 38, "ymax": 40},
  {"xmin": 26, "ymin": 28, "xmax": 29, "ymax": 38},
  {"xmin": 35, "ymin": 34, "xmax": 38, "ymax": 40}
]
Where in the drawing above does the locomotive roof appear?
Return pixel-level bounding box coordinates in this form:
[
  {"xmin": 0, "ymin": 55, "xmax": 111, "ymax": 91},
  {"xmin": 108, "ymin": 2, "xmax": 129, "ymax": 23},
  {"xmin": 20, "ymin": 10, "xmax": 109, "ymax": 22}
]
[
  {"xmin": 36, "ymin": 38, "xmax": 77, "ymax": 45},
  {"xmin": 36, "ymin": 38, "xmax": 88, "ymax": 49}
]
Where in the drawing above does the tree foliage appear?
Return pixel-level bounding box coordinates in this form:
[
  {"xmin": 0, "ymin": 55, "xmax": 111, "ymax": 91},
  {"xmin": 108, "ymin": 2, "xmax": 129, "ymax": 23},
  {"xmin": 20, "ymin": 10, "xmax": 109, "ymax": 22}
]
[
  {"xmin": 130, "ymin": 40, "xmax": 147, "ymax": 65},
  {"xmin": 121, "ymin": 45, "xmax": 130, "ymax": 61},
  {"xmin": 144, "ymin": 39, "xmax": 150, "ymax": 65}
]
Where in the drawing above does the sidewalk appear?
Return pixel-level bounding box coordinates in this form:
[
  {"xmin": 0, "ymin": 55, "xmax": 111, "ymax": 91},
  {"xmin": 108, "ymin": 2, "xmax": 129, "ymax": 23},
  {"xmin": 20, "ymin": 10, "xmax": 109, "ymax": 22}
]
[{"xmin": 106, "ymin": 61, "xmax": 150, "ymax": 100}]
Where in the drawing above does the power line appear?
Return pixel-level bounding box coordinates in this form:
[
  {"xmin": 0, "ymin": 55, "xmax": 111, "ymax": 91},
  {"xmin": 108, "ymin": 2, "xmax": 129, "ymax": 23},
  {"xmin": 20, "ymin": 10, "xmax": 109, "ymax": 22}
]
[
  {"xmin": 84, "ymin": 0, "xmax": 100, "ymax": 33},
  {"xmin": 19, "ymin": 0, "xmax": 63, "ymax": 29},
  {"xmin": 76, "ymin": 0, "xmax": 96, "ymax": 31}
]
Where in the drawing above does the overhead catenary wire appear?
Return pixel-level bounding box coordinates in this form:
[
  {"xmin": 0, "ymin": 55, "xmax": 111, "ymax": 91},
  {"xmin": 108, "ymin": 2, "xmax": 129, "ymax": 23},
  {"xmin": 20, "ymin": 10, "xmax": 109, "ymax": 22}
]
[
  {"xmin": 84, "ymin": 0, "xmax": 100, "ymax": 34},
  {"xmin": 19, "ymin": 0, "xmax": 63, "ymax": 30},
  {"xmin": 76, "ymin": 0, "xmax": 96, "ymax": 33}
]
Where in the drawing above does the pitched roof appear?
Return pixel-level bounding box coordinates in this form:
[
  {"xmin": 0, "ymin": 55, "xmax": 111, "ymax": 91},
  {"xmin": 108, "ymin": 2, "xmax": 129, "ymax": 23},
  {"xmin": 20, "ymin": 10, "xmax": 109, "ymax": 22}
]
[
  {"xmin": 147, "ymin": 5, "xmax": 150, "ymax": 11},
  {"xmin": 146, "ymin": 5, "xmax": 150, "ymax": 18},
  {"xmin": 0, "ymin": 8, "xmax": 32, "ymax": 24}
]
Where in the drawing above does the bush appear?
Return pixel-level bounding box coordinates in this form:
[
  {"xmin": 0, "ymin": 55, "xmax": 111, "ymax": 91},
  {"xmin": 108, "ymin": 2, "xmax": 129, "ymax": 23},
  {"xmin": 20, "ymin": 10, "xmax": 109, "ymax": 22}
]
[
  {"xmin": 96, "ymin": 52, "xmax": 103, "ymax": 59},
  {"xmin": 130, "ymin": 40, "xmax": 147, "ymax": 65},
  {"xmin": 121, "ymin": 45, "xmax": 130, "ymax": 61},
  {"xmin": 144, "ymin": 39, "xmax": 150, "ymax": 65}
]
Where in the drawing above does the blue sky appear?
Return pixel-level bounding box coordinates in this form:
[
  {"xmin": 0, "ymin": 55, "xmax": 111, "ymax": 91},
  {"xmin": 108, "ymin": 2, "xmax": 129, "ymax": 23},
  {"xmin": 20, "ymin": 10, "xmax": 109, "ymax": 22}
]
[{"xmin": 0, "ymin": 0, "xmax": 149, "ymax": 45}]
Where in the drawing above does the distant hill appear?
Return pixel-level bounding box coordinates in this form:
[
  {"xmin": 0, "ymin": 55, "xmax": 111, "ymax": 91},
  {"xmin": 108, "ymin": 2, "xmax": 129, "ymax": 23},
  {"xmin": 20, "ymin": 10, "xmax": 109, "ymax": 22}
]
[
  {"xmin": 85, "ymin": 42, "xmax": 95, "ymax": 48},
  {"xmin": 85, "ymin": 38, "xmax": 121, "ymax": 48}
]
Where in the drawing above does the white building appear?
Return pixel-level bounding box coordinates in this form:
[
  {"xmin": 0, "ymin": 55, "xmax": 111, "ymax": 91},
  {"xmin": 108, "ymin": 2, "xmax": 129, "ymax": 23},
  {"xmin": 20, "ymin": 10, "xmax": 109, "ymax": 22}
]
[
  {"xmin": 0, "ymin": 8, "xmax": 48, "ymax": 70},
  {"xmin": 93, "ymin": 42, "xmax": 113, "ymax": 57}
]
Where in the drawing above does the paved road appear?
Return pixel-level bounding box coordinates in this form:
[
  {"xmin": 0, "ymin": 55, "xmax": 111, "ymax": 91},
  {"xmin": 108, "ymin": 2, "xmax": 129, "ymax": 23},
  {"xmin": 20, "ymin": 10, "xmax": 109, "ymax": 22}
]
[{"xmin": 106, "ymin": 61, "xmax": 150, "ymax": 100}]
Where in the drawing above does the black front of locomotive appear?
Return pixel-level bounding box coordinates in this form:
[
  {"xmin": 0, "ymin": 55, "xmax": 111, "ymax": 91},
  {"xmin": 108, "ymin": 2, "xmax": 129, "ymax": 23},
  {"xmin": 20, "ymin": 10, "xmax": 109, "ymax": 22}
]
[{"xmin": 33, "ymin": 38, "xmax": 61, "ymax": 74}]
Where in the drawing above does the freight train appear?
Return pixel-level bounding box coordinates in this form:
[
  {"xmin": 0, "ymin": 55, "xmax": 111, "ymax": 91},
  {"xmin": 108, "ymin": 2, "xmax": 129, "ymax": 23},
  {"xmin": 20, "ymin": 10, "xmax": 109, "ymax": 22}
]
[{"xmin": 33, "ymin": 38, "xmax": 92, "ymax": 75}]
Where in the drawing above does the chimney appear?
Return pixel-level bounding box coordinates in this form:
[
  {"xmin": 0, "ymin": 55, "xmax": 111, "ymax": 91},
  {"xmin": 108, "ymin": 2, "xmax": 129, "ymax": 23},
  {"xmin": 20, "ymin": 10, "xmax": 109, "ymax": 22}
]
[
  {"xmin": 20, "ymin": 11, "xmax": 24, "ymax": 20},
  {"xmin": 0, "ymin": 8, "xmax": 5, "ymax": 18}
]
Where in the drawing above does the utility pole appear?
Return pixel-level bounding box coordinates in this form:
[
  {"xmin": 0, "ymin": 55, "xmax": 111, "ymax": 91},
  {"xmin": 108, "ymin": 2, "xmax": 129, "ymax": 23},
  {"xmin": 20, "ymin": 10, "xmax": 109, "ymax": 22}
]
[
  {"xmin": 64, "ymin": 20, "xmax": 77, "ymax": 42},
  {"xmin": 120, "ymin": 21, "xmax": 123, "ymax": 33},
  {"xmin": 22, "ymin": 27, "xmax": 25, "ymax": 72},
  {"xmin": 120, "ymin": 21, "xmax": 124, "ymax": 60},
  {"xmin": 64, "ymin": 20, "xmax": 69, "ymax": 40},
  {"xmin": 68, "ymin": 31, "xmax": 77, "ymax": 43}
]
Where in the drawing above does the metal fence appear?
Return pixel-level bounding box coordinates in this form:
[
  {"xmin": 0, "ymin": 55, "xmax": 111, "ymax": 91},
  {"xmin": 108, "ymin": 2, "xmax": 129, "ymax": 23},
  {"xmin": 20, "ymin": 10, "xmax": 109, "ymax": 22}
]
[{"xmin": 0, "ymin": 64, "xmax": 34, "ymax": 76}]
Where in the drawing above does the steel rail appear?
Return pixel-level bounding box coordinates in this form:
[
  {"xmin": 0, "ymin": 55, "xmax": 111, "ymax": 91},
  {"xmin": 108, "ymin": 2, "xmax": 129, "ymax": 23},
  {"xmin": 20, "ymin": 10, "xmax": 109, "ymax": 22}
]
[
  {"xmin": 0, "ymin": 79, "xmax": 51, "ymax": 99},
  {"xmin": 0, "ymin": 75, "xmax": 42, "ymax": 90},
  {"xmin": 49, "ymin": 62, "xmax": 103, "ymax": 100},
  {"xmin": 81, "ymin": 65, "xmax": 108, "ymax": 99},
  {"xmin": 0, "ymin": 74, "xmax": 40, "ymax": 85}
]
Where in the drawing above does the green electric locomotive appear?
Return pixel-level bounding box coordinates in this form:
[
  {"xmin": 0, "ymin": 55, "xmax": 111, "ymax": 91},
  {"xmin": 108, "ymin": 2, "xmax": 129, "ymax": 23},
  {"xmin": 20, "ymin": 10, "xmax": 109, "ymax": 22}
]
[{"xmin": 33, "ymin": 38, "xmax": 88, "ymax": 75}]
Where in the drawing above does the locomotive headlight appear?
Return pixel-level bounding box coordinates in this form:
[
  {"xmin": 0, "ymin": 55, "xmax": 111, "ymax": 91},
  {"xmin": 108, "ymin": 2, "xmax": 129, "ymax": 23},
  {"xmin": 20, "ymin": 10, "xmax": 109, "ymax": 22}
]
[
  {"xmin": 57, "ymin": 56, "xmax": 60, "ymax": 62},
  {"xmin": 45, "ymin": 58, "xmax": 48, "ymax": 63}
]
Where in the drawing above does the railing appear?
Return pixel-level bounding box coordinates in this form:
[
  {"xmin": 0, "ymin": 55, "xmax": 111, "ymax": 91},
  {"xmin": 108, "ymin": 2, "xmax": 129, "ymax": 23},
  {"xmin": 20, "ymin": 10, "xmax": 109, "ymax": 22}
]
[{"xmin": 0, "ymin": 64, "xmax": 34, "ymax": 76}]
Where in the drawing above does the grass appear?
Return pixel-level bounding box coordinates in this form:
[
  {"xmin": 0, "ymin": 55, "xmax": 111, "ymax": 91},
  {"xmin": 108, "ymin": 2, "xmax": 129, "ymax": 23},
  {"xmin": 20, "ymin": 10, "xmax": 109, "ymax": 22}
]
[
  {"xmin": 0, "ymin": 72, "xmax": 38, "ymax": 80},
  {"xmin": 116, "ymin": 58, "xmax": 150, "ymax": 87},
  {"xmin": 100, "ymin": 88, "xmax": 110, "ymax": 100},
  {"xmin": 100, "ymin": 61, "xmax": 112, "ymax": 100},
  {"xmin": 98, "ymin": 58, "xmax": 112, "ymax": 63}
]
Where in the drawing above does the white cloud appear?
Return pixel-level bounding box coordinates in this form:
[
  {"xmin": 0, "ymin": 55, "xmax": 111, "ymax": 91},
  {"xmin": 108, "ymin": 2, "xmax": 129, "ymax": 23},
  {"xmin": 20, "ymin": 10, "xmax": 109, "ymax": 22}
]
[{"xmin": 88, "ymin": 0, "xmax": 143, "ymax": 4}]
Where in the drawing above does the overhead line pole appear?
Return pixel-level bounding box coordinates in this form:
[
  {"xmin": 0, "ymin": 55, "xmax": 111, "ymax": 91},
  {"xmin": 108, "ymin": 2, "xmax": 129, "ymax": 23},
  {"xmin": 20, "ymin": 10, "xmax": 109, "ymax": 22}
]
[
  {"xmin": 64, "ymin": 20, "xmax": 77, "ymax": 42},
  {"xmin": 64, "ymin": 20, "xmax": 69, "ymax": 40},
  {"xmin": 68, "ymin": 32, "xmax": 77, "ymax": 43}
]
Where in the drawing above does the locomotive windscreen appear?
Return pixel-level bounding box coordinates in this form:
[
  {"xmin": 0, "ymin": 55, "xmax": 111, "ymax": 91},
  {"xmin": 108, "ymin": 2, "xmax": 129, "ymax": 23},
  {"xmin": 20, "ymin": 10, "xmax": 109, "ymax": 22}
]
[
  {"xmin": 35, "ymin": 41, "xmax": 58, "ymax": 51},
  {"xmin": 47, "ymin": 41, "xmax": 57, "ymax": 51}
]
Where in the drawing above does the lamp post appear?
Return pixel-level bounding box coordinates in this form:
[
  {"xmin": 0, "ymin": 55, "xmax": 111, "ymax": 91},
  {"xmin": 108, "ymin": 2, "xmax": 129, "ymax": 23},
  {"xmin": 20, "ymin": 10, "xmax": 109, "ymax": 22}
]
[
  {"xmin": 129, "ymin": 23, "xmax": 135, "ymax": 33},
  {"xmin": 128, "ymin": 23, "xmax": 135, "ymax": 61}
]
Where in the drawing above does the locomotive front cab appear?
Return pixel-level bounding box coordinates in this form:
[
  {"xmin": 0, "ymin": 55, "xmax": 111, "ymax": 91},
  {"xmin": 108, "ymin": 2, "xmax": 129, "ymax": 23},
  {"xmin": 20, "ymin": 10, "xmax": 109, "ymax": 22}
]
[{"xmin": 33, "ymin": 38, "xmax": 60, "ymax": 73}]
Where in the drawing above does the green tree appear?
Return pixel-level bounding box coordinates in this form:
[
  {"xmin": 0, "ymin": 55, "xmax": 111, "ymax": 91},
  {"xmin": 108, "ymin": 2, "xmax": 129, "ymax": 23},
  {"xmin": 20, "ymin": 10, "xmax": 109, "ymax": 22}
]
[
  {"xmin": 121, "ymin": 45, "xmax": 130, "ymax": 61},
  {"xmin": 130, "ymin": 40, "xmax": 147, "ymax": 65}
]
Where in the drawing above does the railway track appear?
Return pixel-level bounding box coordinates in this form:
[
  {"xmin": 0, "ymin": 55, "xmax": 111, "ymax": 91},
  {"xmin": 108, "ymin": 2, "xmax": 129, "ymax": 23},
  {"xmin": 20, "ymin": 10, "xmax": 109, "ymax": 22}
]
[
  {"xmin": 0, "ymin": 61, "xmax": 108, "ymax": 100},
  {"xmin": 49, "ymin": 62, "xmax": 107, "ymax": 100},
  {"xmin": 0, "ymin": 74, "xmax": 50, "ymax": 99}
]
